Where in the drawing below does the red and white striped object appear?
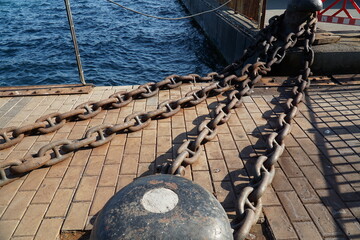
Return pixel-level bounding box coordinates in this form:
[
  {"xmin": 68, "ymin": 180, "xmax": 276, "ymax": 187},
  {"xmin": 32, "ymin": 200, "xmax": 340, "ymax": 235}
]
[{"xmin": 318, "ymin": 14, "xmax": 360, "ymax": 25}]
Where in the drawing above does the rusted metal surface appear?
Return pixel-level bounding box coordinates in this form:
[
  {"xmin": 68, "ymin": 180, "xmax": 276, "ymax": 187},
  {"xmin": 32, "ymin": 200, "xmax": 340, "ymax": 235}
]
[
  {"xmin": 0, "ymin": 84, "xmax": 93, "ymax": 97},
  {"xmin": 90, "ymin": 175, "xmax": 232, "ymax": 239}
]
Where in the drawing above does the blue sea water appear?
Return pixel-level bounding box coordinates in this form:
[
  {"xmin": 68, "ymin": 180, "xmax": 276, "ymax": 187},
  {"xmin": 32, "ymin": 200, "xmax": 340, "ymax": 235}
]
[{"xmin": 0, "ymin": 0, "xmax": 225, "ymax": 86}]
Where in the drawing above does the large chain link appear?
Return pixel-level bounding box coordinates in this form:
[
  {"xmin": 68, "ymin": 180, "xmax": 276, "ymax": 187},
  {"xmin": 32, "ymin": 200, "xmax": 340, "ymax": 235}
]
[
  {"xmin": 232, "ymin": 14, "xmax": 317, "ymax": 240},
  {"xmin": 0, "ymin": 73, "xmax": 224, "ymax": 151}
]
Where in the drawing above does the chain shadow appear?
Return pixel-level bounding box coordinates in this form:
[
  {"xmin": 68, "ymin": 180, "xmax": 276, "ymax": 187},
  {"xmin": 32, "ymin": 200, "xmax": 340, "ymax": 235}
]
[
  {"xmin": 216, "ymin": 88, "xmax": 295, "ymax": 238},
  {"xmin": 138, "ymin": 93, "xmax": 230, "ymax": 178}
]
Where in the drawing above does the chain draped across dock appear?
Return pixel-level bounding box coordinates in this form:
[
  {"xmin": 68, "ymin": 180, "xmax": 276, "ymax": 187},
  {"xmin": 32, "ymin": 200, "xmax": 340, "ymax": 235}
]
[{"xmin": 0, "ymin": 9, "xmax": 317, "ymax": 240}]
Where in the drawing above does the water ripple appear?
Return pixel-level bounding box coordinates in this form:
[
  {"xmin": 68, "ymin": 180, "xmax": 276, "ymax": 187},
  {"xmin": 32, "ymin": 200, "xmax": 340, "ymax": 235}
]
[{"xmin": 0, "ymin": 0, "xmax": 225, "ymax": 86}]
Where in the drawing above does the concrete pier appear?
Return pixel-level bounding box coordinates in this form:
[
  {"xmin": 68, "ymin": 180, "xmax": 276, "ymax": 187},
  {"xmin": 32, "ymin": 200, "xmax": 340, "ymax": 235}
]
[{"xmin": 180, "ymin": 0, "xmax": 360, "ymax": 75}]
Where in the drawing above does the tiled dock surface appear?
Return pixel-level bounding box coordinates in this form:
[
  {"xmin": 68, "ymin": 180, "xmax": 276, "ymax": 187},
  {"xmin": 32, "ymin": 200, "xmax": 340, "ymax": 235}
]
[{"xmin": 0, "ymin": 83, "xmax": 360, "ymax": 240}]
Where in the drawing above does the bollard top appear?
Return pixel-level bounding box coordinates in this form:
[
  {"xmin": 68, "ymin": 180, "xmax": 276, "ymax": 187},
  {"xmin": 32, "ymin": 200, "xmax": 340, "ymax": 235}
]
[{"xmin": 287, "ymin": 0, "xmax": 323, "ymax": 12}]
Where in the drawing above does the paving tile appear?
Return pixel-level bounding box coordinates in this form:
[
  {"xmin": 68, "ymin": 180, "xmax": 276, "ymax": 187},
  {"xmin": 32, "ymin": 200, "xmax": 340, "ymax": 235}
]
[
  {"xmin": 317, "ymin": 189, "xmax": 354, "ymax": 219},
  {"xmin": 171, "ymin": 128, "xmax": 187, "ymax": 144},
  {"xmin": 236, "ymin": 140, "xmax": 256, "ymax": 158},
  {"xmin": 301, "ymin": 165, "xmax": 329, "ymax": 189},
  {"xmin": 157, "ymin": 136, "xmax": 172, "ymax": 153},
  {"xmin": 272, "ymin": 168, "xmax": 293, "ymax": 192},
  {"xmin": 46, "ymin": 157, "xmax": 71, "ymax": 178},
  {"xmin": 306, "ymin": 203, "xmax": 345, "ymax": 238},
  {"xmin": 120, "ymin": 154, "xmax": 139, "ymax": 175},
  {"xmin": 229, "ymin": 125, "xmax": 247, "ymax": 141},
  {"xmin": 31, "ymin": 178, "xmax": 61, "ymax": 204},
  {"xmin": 69, "ymin": 149, "xmax": 91, "ymax": 166},
  {"xmin": 62, "ymin": 202, "xmax": 91, "ymax": 231},
  {"xmin": 191, "ymin": 151, "xmax": 209, "ymax": 171},
  {"xmin": 59, "ymin": 166, "xmax": 84, "ymax": 189},
  {"xmin": 297, "ymin": 138, "xmax": 320, "ymax": 155},
  {"xmin": 46, "ymin": 188, "xmax": 74, "ymax": 218},
  {"xmin": 10, "ymin": 237, "xmax": 34, "ymax": 240},
  {"xmin": 204, "ymin": 141, "xmax": 223, "ymax": 159},
  {"xmin": 192, "ymin": 171, "xmax": 213, "ymax": 194},
  {"xmin": 240, "ymin": 119, "xmax": 258, "ymax": 134},
  {"xmin": 84, "ymin": 155, "xmax": 106, "ymax": 176},
  {"xmin": 0, "ymin": 219, "xmax": 19, "ymax": 240},
  {"xmin": 263, "ymin": 206, "xmax": 298, "ymax": 240},
  {"xmin": 68, "ymin": 125, "xmax": 87, "ymax": 140},
  {"xmin": 157, "ymin": 121, "xmax": 171, "ymax": 135},
  {"xmin": 218, "ymin": 133, "xmax": 237, "ymax": 150},
  {"xmin": 286, "ymin": 147, "xmax": 313, "ymax": 166},
  {"xmin": 278, "ymin": 156, "xmax": 303, "ymax": 178},
  {"xmin": 262, "ymin": 187, "xmax": 281, "ymax": 207},
  {"xmin": 293, "ymin": 221, "xmax": 323, "ymax": 240},
  {"xmin": 98, "ymin": 164, "xmax": 120, "ymax": 187},
  {"xmin": 105, "ymin": 144, "xmax": 124, "ymax": 165},
  {"xmin": 235, "ymin": 106, "xmax": 252, "ymax": 119},
  {"xmin": 74, "ymin": 176, "xmax": 98, "ymax": 202},
  {"xmin": 0, "ymin": 179, "xmax": 23, "ymax": 206},
  {"xmin": 137, "ymin": 162, "xmax": 154, "ymax": 177},
  {"xmin": 13, "ymin": 204, "xmax": 48, "ymax": 237},
  {"xmin": 116, "ymin": 175, "xmax": 136, "ymax": 192},
  {"xmin": 325, "ymin": 173, "xmax": 360, "ymax": 202},
  {"xmin": 89, "ymin": 187, "xmax": 115, "ymax": 216},
  {"xmin": 290, "ymin": 124, "xmax": 309, "ymax": 139},
  {"xmin": 13, "ymin": 136, "xmax": 38, "ymax": 152},
  {"xmin": 2, "ymin": 191, "xmax": 35, "ymax": 220},
  {"xmin": 222, "ymin": 149, "xmax": 244, "ymax": 170},
  {"xmin": 91, "ymin": 142, "xmax": 110, "ymax": 156},
  {"xmin": 346, "ymin": 201, "xmax": 360, "ymax": 222},
  {"xmin": 289, "ymin": 177, "xmax": 320, "ymax": 204},
  {"xmin": 124, "ymin": 138, "xmax": 141, "ymax": 155},
  {"xmin": 208, "ymin": 160, "xmax": 229, "ymax": 181},
  {"xmin": 335, "ymin": 217, "xmax": 360, "ymax": 239},
  {"xmin": 34, "ymin": 218, "xmax": 63, "ymax": 240},
  {"xmin": 110, "ymin": 134, "xmax": 126, "ymax": 146},
  {"xmin": 277, "ymin": 191, "xmax": 311, "ymax": 222},
  {"xmin": 141, "ymin": 129, "xmax": 157, "ymax": 145},
  {"xmin": 139, "ymin": 144, "xmax": 156, "ymax": 163},
  {"xmin": 213, "ymin": 181, "xmax": 235, "ymax": 210},
  {"xmin": 226, "ymin": 113, "xmax": 242, "ymax": 126},
  {"xmin": 309, "ymin": 154, "xmax": 337, "ymax": 176},
  {"xmin": 0, "ymin": 205, "xmax": 6, "ymax": 217}
]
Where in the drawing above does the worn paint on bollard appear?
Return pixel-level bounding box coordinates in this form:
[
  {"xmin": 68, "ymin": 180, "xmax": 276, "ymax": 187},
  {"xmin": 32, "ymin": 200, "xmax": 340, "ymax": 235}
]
[{"xmin": 90, "ymin": 174, "xmax": 233, "ymax": 240}]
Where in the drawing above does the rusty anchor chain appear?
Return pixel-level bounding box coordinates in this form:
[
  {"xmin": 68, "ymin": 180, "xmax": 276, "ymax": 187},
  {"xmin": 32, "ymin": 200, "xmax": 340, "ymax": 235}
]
[
  {"xmin": 0, "ymin": 72, "xmax": 248, "ymax": 187},
  {"xmin": 0, "ymin": 74, "xmax": 225, "ymax": 151},
  {"xmin": 159, "ymin": 13, "xmax": 317, "ymax": 240},
  {"xmin": 0, "ymin": 12, "xmax": 288, "ymax": 187},
  {"xmin": 233, "ymin": 15, "xmax": 317, "ymax": 240},
  {"xmin": 0, "ymin": 10, "xmax": 317, "ymax": 240},
  {"xmin": 0, "ymin": 10, "xmax": 286, "ymax": 152}
]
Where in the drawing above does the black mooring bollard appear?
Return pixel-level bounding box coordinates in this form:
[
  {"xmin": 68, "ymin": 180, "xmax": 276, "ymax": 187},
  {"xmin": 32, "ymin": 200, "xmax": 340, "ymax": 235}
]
[
  {"xmin": 90, "ymin": 174, "xmax": 233, "ymax": 240},
  {"xmin": 280, "ymin": 0, "xmax": 323, "ymax": 38},
  {"xmin": 287, "ymin": 0, "xmax": 323, "ymax": 12}
]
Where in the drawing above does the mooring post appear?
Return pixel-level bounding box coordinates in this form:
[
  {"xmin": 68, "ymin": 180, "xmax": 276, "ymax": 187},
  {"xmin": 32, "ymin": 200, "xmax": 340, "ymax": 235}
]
[
  {"xmin": 283, "ymin": 0, "xmax": 323, "ymax": 35},
  {"xmin": 64, "ymin": 0, "xmax": 86, "ymax": 85}
]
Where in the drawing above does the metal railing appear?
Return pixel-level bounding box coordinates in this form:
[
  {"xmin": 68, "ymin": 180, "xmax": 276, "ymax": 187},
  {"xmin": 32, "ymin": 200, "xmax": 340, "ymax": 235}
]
[
  {"xmin": 218, "ymin": 0, "xmax": 267, "ymax": 28},
  {"xmin": 318, "ymin": 0, "xmax": 360, "ymax": 25}
]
